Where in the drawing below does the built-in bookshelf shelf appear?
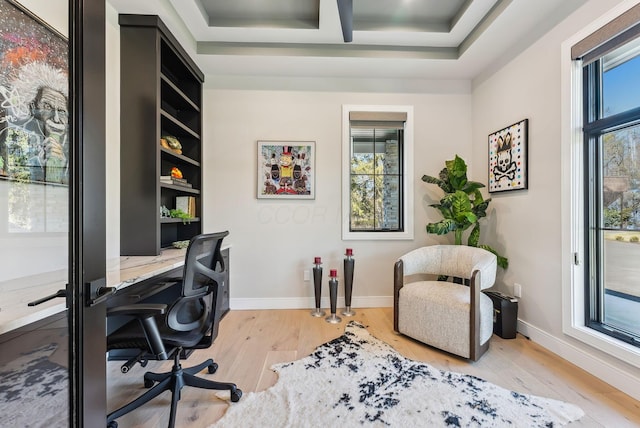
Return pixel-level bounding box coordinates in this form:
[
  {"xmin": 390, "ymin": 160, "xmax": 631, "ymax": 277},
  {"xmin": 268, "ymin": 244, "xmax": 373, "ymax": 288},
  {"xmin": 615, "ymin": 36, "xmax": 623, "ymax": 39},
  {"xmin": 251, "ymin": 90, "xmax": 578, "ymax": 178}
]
[{"xmin": 119, "ymin": 14, "xmax": 204, "ymax": 256}]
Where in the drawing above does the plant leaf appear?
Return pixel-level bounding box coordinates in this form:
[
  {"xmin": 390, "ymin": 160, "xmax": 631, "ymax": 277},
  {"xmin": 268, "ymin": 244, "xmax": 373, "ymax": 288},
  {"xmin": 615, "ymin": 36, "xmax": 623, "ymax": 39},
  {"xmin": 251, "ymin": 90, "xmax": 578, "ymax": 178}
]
[
  {"xmin": 462, "ymin": 181, "xmax": 485, "ymax": 193},
  {"xmin": 430, "ymin": 203, "xmax": 453, "ymax": 219},
  {"xmin": 468, "ymin": 223, "xmax": 480, "ymax": 247},
  {"xmin": 426, "ymin": 219, "xmax": 456, "ymax": 235},
  {"xmin": 446, "ymin": 155, "xmax": 468, "ymax": 190}
]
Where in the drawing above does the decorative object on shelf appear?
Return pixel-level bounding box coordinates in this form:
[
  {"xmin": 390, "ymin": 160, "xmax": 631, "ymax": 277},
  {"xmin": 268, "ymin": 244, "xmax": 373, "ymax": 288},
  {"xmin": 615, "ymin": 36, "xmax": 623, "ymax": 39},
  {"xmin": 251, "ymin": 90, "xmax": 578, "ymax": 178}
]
[
  {"xmin": 257, "ymin": 141, "xmax": 315, "ymax": 199},
  {"xmin": 169, "ymin": 208, "xmax": 192, "ymax": 224},
  {"xmin": 325, "ymin": 269, "xmax": 342, "ymax": 324},
  {"xmin": 422, "ymin": 155, "xmax": 508, "ymax": 269},
  {"xmin": 488, "ymin": 119, "xmax": 528, "ymax": 193},
  {"xmin": 160, "ymin": 205, "xmax": 171, "ymax": 218},
  {"xmin": 160, "ymin": 175, "xmax": 193, "ymax": 188},
  {"xmin": 176, "ymin": 196, "xmax": 196, "ymax": 217},
  {"xmin": 342, "ymin": 248, "xmax": 356, "ymax": 316},
  {"xmin": 0, "ymin": 0, "xmax": 69, "ymax": 185},
  {"xmin": 170, "ymin": 166, "xmax": 183, "ymax": 178},
  {"xmin": 160, "ymin": 135, "xmax": 182, "ymax": 155},
  {"xmin": 171, "ymin": 240, "xmax": 189, "ymax": 249},
  {"xmin": 311, "ymin": 257, "xmax": 325, "ymax": 317}
]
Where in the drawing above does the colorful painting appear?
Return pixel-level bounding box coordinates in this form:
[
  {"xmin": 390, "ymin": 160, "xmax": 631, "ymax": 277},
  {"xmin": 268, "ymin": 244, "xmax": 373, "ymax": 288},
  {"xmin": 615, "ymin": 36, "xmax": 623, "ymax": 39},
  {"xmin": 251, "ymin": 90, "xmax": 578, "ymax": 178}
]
[
  {"xmin": 488, "ymin": 119, "xmax": 528, "ymax": 193},
  {"xmin": 257, "ymin": 141, "xmax": 315, "ymax": 199},
  {"xmin": 0, "ymin": 0, "xmax": 68, "ymax": 184}
]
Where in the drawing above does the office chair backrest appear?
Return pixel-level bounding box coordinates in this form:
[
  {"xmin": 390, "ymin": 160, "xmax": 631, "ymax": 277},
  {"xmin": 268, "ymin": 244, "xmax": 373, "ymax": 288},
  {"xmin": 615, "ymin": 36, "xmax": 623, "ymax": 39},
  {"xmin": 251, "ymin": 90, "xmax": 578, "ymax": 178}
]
[{"xmin": 166, "ymin": 231, "xmax": 229, "ymax": 333}]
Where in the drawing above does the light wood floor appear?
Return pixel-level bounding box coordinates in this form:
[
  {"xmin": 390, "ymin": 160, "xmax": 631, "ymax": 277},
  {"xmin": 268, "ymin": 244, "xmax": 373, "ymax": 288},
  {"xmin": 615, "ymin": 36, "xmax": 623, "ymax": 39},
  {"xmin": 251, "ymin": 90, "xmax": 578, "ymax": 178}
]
[{"xmin": 107, "ymin": 308, "xmax": 640, "ymax": 427}]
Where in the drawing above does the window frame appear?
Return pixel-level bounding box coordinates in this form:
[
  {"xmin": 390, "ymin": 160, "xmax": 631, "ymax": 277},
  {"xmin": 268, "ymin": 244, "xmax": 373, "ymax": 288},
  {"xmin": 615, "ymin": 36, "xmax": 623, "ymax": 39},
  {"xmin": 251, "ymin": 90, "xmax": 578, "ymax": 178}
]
[
  {"xmin": 562, "ymin": 5, "xmax": 640, "ymax": 368},
  {"xmin": 341, "ymin": 105, "xmax": 414, "ymax": 241}
]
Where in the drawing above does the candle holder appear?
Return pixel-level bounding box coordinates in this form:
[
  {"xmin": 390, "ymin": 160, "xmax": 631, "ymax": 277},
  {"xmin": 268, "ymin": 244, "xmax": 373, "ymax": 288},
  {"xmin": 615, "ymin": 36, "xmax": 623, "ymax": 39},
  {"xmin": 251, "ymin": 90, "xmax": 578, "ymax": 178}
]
[
  {"xmin": 342, "ymin": 248, "xmax": 355, "ymax": 316},
  {"xmin": 325, "ymin": 269, "xmax": 342, "ymax": 324},
  {"xmin": 311, "ymin": 257, "xmax": 325, "ymax": 317}
]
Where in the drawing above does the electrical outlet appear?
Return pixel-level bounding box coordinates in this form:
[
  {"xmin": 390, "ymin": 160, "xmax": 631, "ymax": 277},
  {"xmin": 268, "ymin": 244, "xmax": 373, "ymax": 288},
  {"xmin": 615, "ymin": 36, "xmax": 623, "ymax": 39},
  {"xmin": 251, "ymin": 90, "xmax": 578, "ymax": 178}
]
[
  {"xmin": 513, "ymin": 283, "xmax": 522, "ymax": 298},
  {"xmin": 303, "ymin": 270, "xmax": 310, "ymax": 281}
]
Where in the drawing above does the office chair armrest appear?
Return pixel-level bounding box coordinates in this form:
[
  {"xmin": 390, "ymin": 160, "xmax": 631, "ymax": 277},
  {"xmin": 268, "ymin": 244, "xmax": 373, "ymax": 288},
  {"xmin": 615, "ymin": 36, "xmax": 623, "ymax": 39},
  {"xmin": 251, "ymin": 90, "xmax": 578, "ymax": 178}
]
[
  {"xmin": 107, "ymin": 303, "xmax": 167, "ymax": 317},
  {"xmin": 107, "ymin": 303, "xmax": 169, "ymax": 360}
]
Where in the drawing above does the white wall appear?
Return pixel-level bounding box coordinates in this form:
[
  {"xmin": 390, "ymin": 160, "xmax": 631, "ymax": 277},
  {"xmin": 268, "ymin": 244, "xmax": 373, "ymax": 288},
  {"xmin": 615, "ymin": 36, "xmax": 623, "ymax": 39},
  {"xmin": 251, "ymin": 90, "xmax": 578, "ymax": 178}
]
[
  {"xmin": 202, "ymin": 88, "xmax": 473, "ymax": 308},
  {"xmin": 471, "ymin": 0, "xmax": 640, "ymax": 400}
]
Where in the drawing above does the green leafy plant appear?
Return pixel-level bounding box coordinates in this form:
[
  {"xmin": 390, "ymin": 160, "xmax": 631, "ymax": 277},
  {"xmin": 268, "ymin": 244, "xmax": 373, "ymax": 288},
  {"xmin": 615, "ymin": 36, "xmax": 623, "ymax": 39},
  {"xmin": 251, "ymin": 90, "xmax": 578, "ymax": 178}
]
[
  {"xmin": 422, "ymin": 155, "xmax": 508, "ymax": 269},
  {"xmin": 169, "ymin": 208, "xmax": 192, "ymax": 224}
]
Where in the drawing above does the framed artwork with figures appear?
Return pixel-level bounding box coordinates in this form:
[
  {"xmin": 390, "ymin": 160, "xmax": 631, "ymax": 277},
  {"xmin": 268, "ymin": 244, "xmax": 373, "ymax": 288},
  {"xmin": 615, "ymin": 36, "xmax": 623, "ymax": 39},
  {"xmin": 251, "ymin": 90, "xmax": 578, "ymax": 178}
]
[
  {"xmin": 257, "ymin": 141, "xmax": 315, "ymax": 199},
  {"xmin": 488, "ymin": 119, "xmax": 528, "ymax": 193},
  {"xmin": 0, "ymin": 0, "xmax": 69, "ymax": 184}
]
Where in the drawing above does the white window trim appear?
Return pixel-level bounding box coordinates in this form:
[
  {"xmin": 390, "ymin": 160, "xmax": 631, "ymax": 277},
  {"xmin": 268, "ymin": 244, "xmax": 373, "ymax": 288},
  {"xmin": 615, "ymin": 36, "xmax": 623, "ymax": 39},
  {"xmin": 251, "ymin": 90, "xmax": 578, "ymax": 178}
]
[
  {"xmin": 561, "ymin": 4, "xmax": 640, "ymax": 368},
  {"xmin": 341, "ymin": 104, "xmax": 414, "ymax": 241}
]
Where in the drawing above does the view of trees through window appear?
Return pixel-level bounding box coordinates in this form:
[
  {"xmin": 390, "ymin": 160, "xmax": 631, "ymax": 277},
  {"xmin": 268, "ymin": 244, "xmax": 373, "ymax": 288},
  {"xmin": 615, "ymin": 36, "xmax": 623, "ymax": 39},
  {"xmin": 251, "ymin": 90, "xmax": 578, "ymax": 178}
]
[
  {"xmin": 602, "ymin": 126, "xmax": 640, "ymax": 229},
  {"xmin": 350, "ymin": 127, "xmax": 402, "ymax": 231}
]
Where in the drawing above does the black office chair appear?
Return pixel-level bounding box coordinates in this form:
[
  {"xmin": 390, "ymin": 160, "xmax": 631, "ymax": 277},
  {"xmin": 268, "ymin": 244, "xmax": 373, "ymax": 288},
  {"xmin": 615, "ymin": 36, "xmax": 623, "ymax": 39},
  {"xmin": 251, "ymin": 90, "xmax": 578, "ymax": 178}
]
[{"xmin": 106, "ymin": 231, "xmax": 241, "ymax": 428}]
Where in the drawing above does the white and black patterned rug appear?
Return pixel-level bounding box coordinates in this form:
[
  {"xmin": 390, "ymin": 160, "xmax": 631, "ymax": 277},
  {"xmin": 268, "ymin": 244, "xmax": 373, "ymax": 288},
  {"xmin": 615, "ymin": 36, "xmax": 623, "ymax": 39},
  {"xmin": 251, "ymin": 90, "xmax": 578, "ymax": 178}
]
[{"xmin": 214, "ymin": 321, "xmax": 584, "ymax": 427}]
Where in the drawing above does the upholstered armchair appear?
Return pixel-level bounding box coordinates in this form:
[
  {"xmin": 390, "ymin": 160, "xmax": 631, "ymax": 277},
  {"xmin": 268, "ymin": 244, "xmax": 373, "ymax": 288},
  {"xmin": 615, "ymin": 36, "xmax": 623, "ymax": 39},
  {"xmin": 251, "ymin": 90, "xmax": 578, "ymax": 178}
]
[{"xmin": 393, "ymin": 245, "xmax": 497, "ymax": 361}]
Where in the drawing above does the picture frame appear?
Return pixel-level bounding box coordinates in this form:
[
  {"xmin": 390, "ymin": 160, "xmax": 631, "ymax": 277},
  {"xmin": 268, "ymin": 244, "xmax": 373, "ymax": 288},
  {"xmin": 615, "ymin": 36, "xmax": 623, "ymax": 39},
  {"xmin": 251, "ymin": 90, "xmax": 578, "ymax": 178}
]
[
  {"xmin": 257, "ymin": 141, "xmax": 315, "ymax": 199},
  {"xmin": 0, "ymin": 0, "xmax": 69, "ymax": 184},
  {"xmin": 488, "ymin": 119, "xmax": 528, "ymax": 193}
]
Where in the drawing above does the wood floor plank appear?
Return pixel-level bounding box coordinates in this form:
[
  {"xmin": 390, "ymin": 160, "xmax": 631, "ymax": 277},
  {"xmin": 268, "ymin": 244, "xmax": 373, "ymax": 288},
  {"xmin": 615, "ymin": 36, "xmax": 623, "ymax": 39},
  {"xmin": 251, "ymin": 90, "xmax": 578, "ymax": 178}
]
[{"xmin": 106, "ymin": 308, "xmax": 640, "ymax": 427}]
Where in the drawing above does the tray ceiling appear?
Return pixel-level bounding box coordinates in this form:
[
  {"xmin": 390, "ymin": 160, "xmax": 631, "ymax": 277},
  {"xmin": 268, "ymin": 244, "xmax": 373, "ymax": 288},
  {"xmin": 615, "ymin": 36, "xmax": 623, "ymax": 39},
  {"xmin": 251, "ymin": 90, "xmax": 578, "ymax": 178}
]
[{"xmin": 109, "ymin": 0, "xmax": 588, "ymax": 81}]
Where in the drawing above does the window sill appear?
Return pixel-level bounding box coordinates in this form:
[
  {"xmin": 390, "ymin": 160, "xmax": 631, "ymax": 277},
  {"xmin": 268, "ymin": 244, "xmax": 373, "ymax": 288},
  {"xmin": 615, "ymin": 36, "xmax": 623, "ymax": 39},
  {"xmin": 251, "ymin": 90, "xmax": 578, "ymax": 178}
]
[
  {"xmin": 564, "ymin": 323, "xmax": 640, "ymax": 368},
  {"xmin": 342, "ymin": 230, "xmax": 413, "ymax": 241}
]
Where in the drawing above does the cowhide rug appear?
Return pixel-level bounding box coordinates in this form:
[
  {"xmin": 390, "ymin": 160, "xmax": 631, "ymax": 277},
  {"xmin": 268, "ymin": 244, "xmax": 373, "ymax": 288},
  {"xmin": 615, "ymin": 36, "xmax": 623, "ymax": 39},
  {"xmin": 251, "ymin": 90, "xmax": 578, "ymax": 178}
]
[{"xmin": 214, "ymin": 321, "xmax": 584, "ymax": 427}]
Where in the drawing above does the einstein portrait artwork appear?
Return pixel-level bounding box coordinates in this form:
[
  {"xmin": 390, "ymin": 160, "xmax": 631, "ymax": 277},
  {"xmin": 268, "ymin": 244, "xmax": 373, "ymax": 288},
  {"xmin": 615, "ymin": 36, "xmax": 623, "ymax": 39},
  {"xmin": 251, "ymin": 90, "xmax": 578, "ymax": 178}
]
[
  {"xmin": 0, "ymin": 0, "xmax": 69, "ymax": 184},
  {"xmin": 488, "ymin": 119, "xmax": 528, "ymax": 193},
  {"xmin": 257, "ymin": 141, "xmax": 315, "ymax": 199}
]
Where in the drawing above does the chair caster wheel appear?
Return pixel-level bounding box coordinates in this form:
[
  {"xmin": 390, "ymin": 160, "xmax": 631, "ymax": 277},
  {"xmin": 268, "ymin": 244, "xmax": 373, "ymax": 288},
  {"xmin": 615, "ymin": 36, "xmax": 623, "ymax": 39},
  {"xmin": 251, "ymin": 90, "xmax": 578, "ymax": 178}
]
[
  {"xmin": 107, "ymin": 421, "xmax": 118, "ymax": 428},
  {"xmin": 144, "ymin": 379, "xmax": 155, "ymax": 388},
  {"xmin": 230, "ymin": 388, "xmax": 242, "ymax": 402},
  {"xmin": 207, "ymin": 362, "xmax": 218, "ymax": 374}
]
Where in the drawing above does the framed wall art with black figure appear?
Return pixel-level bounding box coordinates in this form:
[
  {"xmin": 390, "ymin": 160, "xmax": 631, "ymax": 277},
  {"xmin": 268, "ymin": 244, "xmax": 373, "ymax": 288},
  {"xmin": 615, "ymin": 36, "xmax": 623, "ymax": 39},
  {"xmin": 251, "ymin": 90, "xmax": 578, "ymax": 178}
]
[
  {"xmin": 0, "ymin": 0, "xmax": 68, "ymax": 185},
  {"xmin": 488, "ymin": 119, "xmax": 528, "ymax": 193}
]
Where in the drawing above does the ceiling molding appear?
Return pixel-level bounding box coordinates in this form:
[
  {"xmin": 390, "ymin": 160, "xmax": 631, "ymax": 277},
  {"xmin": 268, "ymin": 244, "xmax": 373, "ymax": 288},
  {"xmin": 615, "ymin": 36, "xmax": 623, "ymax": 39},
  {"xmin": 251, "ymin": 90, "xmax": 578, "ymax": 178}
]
[{"xmin": 197, "ymin": 41, "xmax": 458, "ymax": 60}]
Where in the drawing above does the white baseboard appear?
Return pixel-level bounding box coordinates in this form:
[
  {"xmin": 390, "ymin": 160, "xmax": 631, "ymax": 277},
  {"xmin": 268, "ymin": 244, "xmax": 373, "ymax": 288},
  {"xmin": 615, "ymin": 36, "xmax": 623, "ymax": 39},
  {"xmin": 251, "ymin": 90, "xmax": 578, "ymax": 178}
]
[
  {"xmin": 229, "ymin": 295, "xmax": 393, "ymax": 311},
  {"xmin": 517, "ymin": 319, "xmax": 640, "ymax": 401}
]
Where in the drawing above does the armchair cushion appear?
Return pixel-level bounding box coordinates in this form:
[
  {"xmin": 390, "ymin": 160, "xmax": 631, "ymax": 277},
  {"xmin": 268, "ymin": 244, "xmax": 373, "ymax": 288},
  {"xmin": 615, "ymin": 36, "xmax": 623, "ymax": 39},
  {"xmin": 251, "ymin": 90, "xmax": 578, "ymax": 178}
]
[{"xmin": 398, "ymin": 280, "xmax": 493, "ymax": 359}]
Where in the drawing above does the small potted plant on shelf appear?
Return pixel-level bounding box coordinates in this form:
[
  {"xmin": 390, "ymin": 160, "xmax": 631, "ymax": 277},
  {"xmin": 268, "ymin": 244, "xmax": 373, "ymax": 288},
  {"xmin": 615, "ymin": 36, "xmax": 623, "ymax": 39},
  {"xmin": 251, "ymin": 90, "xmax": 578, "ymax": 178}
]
[{"xmin": 422, "ymin": 155, "xmax": 508, "ymax": 269}]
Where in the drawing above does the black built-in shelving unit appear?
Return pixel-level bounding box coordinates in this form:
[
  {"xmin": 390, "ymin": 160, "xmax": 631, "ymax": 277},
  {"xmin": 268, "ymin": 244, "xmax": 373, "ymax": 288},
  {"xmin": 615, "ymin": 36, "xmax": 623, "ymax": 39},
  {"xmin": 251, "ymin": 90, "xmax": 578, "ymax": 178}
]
[{"xmin": 119, "ymin": 14, "xmax": 204, "ymax": 255}]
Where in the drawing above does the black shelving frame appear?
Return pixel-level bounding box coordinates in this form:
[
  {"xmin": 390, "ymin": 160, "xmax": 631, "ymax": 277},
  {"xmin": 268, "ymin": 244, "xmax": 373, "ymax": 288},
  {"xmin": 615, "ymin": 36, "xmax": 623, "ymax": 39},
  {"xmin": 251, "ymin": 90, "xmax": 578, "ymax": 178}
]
[{"xmin": 119, "ymin": 14, "xmax": 204, "ymax": 255}]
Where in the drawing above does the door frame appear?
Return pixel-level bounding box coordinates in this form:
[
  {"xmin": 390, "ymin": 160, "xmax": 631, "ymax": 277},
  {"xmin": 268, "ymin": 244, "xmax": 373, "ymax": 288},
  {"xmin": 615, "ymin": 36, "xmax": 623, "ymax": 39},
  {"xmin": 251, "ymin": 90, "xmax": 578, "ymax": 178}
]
[{"xmin": 69, "ymin": 0, "xmax": 107, "ymax": 426}]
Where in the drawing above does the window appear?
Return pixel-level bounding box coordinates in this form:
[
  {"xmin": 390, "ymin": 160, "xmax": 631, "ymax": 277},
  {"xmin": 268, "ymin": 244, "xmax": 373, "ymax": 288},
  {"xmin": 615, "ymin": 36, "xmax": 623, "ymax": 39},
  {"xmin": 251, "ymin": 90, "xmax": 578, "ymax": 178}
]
[
  {"xmin": 342, "ymin": 105, "xmax": 413, "ymax": 240},
  {"xmin": 572, "ymin": 8, "xmax": 640, "ymax": 352},
  {"xmin": 582, "ymin": 40, "xmax": 640, "ymax": 348}
]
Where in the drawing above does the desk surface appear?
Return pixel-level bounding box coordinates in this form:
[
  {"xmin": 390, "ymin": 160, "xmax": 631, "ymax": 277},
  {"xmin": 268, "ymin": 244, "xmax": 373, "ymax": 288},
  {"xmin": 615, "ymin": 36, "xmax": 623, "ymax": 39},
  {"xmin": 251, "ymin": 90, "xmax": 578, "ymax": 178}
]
[{"xmin": 0, "ymin": 248, "xmax": 187, "ymax": 335}]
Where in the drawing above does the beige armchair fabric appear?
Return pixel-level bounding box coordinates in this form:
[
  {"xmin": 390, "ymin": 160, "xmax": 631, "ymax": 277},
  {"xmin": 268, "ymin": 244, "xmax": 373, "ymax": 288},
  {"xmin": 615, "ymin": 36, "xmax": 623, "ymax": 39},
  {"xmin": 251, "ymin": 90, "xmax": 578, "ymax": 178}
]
[{"xmin": 393, "ymin": 245, "xmax": 497, "ymax": 361}]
